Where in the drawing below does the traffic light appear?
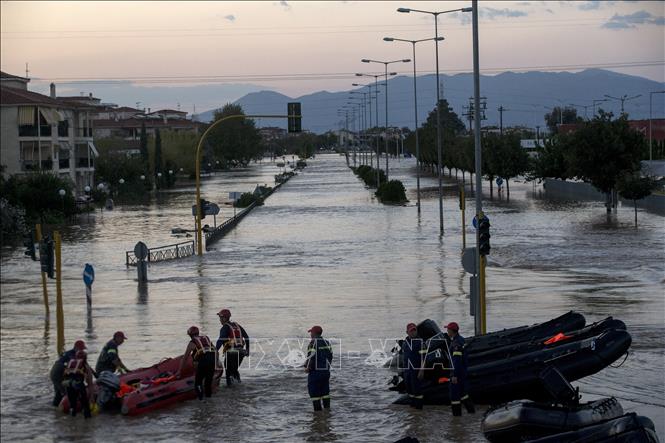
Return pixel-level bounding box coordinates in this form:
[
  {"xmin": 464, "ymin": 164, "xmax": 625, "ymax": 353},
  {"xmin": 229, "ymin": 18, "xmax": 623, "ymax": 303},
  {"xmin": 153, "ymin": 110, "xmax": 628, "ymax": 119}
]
[
  {"xmin": 478, "ymin": 216, "xmax": 491, "ymax": 256},
  {"xmin": 40, "ymin": 236, "xmax": 55, "ymax": 279},
  {"xmin": 287, "ymin": 102, "xmax": 302, "ymax": 133},
  {"xmin": 23, "ymin": 231, "xmax": 36, "ymax": 260}
]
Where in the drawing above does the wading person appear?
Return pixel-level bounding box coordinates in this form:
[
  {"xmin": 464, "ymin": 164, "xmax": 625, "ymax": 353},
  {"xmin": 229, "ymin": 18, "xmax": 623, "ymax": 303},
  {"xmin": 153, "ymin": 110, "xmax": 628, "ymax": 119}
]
[
  {"xmin": 63, "ymin": 350, "xmax": 94, "ymax": 419},
  {"xmin": 403, "ymin": 323, "xmax": 426, "ymax": 409},
  {"xmin": 304, "ymin": 325, "xmax": 333, "ymax": 411},
  {"xmin": 215, "ymin": 309, "xmax": 250, "ymax": 386},
  {"xmin": 95, "ymin": 331, "xmax": 130, "ymax": 375},
  {"xmin": 445, "ymin": 322, "xmax": 475, "ymax": 416},
  {"xmin": 176, "ymin": 326, "xmax": 217, "ymax": 400},
  {"xmin": 50, "ymin": 339, "xmax": 86, "ymax": 407}
]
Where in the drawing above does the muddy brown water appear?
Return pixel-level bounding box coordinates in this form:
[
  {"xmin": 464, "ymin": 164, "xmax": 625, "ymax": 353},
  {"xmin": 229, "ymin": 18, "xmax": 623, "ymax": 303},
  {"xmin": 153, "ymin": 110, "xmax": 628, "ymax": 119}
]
[{"xmin": 1, "ymin": 154, "xmax": 663, "ymax": 442}]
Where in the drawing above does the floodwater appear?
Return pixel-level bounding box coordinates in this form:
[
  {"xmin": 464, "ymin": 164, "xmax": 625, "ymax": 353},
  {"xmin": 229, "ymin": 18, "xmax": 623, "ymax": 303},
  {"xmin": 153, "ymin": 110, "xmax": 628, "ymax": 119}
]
[{"xmin": 1, "ymin": 153, "xmax": 663, "ymax": 442}]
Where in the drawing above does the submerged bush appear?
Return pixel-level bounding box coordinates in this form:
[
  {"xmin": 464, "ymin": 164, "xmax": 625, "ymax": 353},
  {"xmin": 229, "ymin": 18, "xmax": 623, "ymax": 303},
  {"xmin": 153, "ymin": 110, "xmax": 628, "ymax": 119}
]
[{"xmin": 376, "ymin": 180, "xmax": 408, "ymax": 203}]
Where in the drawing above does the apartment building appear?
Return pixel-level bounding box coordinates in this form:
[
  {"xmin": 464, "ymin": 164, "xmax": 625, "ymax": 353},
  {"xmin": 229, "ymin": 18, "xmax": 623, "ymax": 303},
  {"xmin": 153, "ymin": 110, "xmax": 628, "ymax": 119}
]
[{"xmin": 0, "ymin": 71, "xmax": 98, "ymax": 195}]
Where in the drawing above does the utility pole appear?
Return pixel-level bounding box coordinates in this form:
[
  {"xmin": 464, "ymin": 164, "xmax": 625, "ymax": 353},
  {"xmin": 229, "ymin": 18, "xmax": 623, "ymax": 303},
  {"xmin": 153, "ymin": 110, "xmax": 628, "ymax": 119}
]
[
  {"xmin": 25, "ymin": 62, "xmax": 29, "ymax": 79},
  {"xmin": 604, "ymin": 94, "xmax": 642, "ymax": 114},
  {"xmin": 498, "ymin": 105, "xmax": 506, "ymax": 136}
]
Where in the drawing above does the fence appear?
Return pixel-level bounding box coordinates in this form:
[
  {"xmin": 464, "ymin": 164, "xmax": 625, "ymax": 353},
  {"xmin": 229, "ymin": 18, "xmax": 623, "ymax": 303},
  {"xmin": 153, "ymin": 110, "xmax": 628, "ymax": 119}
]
[{"xmin": 125, "ymin": 240, "xmax": 195, "ymax": 266}]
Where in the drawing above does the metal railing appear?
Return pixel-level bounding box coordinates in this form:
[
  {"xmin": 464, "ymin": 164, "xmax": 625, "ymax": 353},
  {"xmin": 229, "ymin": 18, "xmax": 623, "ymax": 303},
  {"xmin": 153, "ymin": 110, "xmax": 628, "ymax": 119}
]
[{"xmin": 125, "ymin": 240, "xmax": 195, "ymax": 266}]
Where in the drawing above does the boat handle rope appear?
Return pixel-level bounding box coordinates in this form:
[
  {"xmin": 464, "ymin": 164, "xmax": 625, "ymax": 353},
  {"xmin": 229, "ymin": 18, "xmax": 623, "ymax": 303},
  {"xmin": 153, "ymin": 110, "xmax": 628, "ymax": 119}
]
[{"xmin": 608, "ymin": 351, "xmax": 629, "ymax": 368}]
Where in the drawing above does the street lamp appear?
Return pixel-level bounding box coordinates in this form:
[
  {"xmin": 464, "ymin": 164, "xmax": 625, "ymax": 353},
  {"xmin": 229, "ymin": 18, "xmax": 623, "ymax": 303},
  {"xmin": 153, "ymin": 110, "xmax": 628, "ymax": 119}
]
[
  {"xmin": 118, "ymin": 178, "xmax": 125, "ymax": 184},
  {"xmin": 353, "ymin": 82, "xmax": 382, "ymax": 168},
  {"xmin": 361, "ymin": 58, "xmax": 410, "ymax": 182},
  {"xmin": 384, "ymin": 36, "xmax": 444, "ymax": 215},
  {"xmin": 593, "ymin": 98, "xmax": 608, "ymax": 117},
  {"xmin": 357, "ymin": 72, "xmax": 386, "ymax": 185},
  {"xmin": 140, "ymin": 175, "xmax": 145, "ymax": 180},
  {"xmin": 649, "ymin": 90, "xmax": 665, "ymax": 161},
  {"xmin": 398, "ymin": 5, "xmax": 472, "ymax": 235},
  {"xmin": 604, "ymin": 94, "xmax": 642, "ymax": 115}
]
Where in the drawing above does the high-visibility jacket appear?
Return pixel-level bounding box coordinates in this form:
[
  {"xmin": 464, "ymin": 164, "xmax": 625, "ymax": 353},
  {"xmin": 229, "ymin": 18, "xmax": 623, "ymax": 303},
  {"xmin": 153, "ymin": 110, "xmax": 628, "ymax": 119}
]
[
  {"xmin": 191, "ymin": 335, "xmax": 215, "ymax": 361},
  {"xmin": 449, "ymin": 334, "xmax": 468, "ymax": 378}
]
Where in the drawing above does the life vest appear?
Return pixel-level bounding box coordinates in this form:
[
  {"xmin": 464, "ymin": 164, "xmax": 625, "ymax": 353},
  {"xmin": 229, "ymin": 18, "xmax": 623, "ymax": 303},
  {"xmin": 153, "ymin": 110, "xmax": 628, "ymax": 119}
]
[
  {"xmin": 64, "ymin": 358, "xmax": 86, "ymax": 378},
  {"xmin": 228, "ymin": 322, "xmax": 245, "ymax": 349},
  {"xmin": 544, "ymin": 332, "xmax": 572, "ymax": 345},
  {"xmin": 191, "ymin": 335, "xmax": 215, "ymax": 361}
]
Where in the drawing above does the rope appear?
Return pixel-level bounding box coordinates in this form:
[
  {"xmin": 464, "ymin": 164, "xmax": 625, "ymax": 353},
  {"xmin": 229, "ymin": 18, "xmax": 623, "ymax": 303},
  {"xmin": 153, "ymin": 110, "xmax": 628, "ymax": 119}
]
[{"xmin": 609, "ymin": 351, "xmax": 629, "ymax": 368}]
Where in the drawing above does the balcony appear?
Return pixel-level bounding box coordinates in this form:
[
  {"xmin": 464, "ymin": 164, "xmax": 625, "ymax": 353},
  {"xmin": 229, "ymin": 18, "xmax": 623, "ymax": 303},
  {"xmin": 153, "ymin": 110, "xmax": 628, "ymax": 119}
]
[
  {"xmin": 59, "ymin": 158, "xmax": 70, "ymax": 169},
  {"xmin": 76, "ymin": 128, "xmax": 93, "ymax": 138},
  {"xmin": 76, "ymin": 158, "xmax": 94, "ymax": 168},
  {"xmin": 21, "ymin": 159, "xmax": 53, "ymax": 171},
  {"xmin": 18, "ymin": 125, "xmax": 52, "ymax": 137}
]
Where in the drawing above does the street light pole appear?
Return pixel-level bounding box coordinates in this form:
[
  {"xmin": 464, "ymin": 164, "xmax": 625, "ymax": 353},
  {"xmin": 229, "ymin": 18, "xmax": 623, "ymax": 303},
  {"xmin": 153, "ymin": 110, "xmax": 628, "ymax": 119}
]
[
  {"xmin": 604, "ymin": 93, "xmax": 642, "ymax": 114},
  {"xmin": 649, "ymin": 91, "xmax": 665, "ymax": 161},
  {"xmin": 384, "ymin": 36, "xmax": 444, "ymax": 215},
  {"xmin": 397, "ymin": 5, "xmax": 472, "ymax": 235},
  {"xmin": 361, "ymin": 59, "xmax": 410, "ymax": 183}
]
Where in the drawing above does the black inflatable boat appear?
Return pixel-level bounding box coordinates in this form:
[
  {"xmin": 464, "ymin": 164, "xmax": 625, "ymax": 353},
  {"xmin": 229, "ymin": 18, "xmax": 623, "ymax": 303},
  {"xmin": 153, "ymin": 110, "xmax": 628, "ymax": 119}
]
[
  {"xmin": 524, "ymin": 413, "xmax": 660, "ymax": 443},
  {"xmin": 393, "ymin": 328, "xmax": 631, "ymax": 405},
  {"xmin": 481, "ymin": 397, "xmax": 624, "ymax": 442}
]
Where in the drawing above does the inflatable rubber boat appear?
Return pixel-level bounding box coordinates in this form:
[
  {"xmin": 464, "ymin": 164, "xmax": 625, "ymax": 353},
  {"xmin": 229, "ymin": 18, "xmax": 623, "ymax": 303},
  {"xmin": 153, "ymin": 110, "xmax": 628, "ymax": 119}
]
[
  {"xmin": 60, "ymin": 355, "xmax": 222, "ymax": 416},
  {"xmin": 524, "ymin": 413, "xmax": 660, "ymax": 443},
  {"xmin": 392, "ymin": 327, "xmax": 631, "ymax": 405},
  {"xmin": 481, "ymin": 397, "xmax": 624, "ymax": 442}
]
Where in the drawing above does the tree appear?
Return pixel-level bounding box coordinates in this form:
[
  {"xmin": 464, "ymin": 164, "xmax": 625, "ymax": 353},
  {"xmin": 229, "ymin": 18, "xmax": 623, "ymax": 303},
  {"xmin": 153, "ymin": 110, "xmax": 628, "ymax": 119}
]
[
  {"xmin": 0, "ymin": 172, "xmax": 77, "ymax": 224},
  {"xmin": 544, "ymin": 106, "xmax": 582, "ymax": 134},
  {"xmin": 417, "ymin": 99, "xmax": 466, "ymax": 170},
  {"xmin": 493, "ymin": 133, "xmax": 530, "ymax": 197},
  {"xmin": 528, "ymin": 136, "xmax": 570, "ymax": 182},
  {"xmin": 206, "ymin": 103, "xmax": 264, "ymax": 167},
  {"xmin": 139, "ymin": 122, "xmax": 148, "ymax": 166},
  {"xmin": 617, "ymin": 172, "xmax": 656, "ymax": 227},
  {"xmin": 564, "ymin": 111, "xmax": 645, "ymax": 211}
]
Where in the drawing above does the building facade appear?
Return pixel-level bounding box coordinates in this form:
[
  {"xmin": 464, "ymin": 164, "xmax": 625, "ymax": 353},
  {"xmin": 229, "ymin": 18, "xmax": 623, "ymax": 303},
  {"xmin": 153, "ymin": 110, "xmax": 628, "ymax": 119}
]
[{"xmin": 0, "ymin": 71, "xmax": 98, "ymax": 195}]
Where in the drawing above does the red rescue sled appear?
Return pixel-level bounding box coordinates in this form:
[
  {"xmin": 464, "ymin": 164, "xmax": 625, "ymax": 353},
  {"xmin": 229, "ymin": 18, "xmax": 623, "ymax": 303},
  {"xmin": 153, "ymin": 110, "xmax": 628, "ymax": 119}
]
[{"xmin": 60, "ymin": 355, "xmax": 223, "ymax": 416}]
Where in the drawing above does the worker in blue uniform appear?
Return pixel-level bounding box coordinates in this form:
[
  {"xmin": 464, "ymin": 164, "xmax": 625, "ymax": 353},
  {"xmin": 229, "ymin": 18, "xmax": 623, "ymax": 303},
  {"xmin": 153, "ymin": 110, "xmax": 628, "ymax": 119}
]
[
  {"xmin": 304, "ymin": 325, "xmax": 333, "ymax": 411},
  {"xmin": 446, "ymin": 322, "xmax": 475, "ymax": 416},
  {"xmin": 403, "ymin": 322, "xmax": 426, "ymax": 409}
]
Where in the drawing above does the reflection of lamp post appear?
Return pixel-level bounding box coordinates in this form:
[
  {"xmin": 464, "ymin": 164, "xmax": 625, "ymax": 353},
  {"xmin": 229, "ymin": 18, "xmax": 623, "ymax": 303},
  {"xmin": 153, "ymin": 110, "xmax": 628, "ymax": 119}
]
[
  {"xmin": 384, "ymin": 36, "xmax": 444, "ymax": 214},
  {"xmin": 398, "ymin": 5, "xmax": 472, "ymax": 235}
]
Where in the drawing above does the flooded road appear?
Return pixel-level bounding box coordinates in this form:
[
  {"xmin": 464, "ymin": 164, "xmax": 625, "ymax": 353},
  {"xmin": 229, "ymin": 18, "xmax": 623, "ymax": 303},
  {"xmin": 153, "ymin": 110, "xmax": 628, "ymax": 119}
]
[{"xmin": 1, "ymin": 153, "xmax": 663, "ymax": 442}]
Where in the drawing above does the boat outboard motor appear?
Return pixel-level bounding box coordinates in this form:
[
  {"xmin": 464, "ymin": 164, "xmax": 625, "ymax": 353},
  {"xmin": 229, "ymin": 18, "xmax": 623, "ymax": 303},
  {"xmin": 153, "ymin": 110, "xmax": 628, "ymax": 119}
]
[
  {"xmin": 96, "ymin": 371, "xmax": 121, "ymax": 409},
  {"xmin": 539, "ymin": 366, "xmax": 579, "ymax": 406}
]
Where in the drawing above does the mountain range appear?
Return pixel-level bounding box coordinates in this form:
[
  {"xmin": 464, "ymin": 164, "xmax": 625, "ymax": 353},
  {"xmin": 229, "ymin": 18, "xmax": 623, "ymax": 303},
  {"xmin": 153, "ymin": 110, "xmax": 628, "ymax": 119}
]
[{"xmin": 196, "ymin": 69, "xmax": 664, "ymax": 134}]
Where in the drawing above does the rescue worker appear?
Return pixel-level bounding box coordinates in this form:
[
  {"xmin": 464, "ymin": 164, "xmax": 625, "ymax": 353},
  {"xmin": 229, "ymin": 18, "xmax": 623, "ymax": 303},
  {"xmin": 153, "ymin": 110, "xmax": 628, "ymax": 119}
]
[
  {"xmin": 445, "ymin": 322, "xmax": 475, "ymax": 416},
  {"xmin": 304, "ymin": 325, "xmax": 333, "ymax": 411},
  {"xmin": 215, "ymin": 309, "xmax": 250, "ymax": 386},
  {"xmin": 403, "ymin": 323, "xmax": 426, "ymax": 409},
  {"xmin": 95, "ymin": 331, "xmax": 130, "ymax": 375},
  {"xmin": 50, "ymin": 340, "xmax": 86, "ymax": 407},
  {"xmin": 176, "ymin": 326, "xmax": 218, "ymax": 400},
  {"xmin": 63, "ymin": 350, "xmax": 94, "ymax": 419}
]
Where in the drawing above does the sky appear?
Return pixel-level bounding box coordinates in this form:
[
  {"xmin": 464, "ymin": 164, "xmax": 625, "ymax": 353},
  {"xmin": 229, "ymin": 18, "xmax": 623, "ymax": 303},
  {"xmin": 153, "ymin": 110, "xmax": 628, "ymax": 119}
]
[{"xmin": 1, "ymin": 1, "xmax": 663, "ymax": 111}]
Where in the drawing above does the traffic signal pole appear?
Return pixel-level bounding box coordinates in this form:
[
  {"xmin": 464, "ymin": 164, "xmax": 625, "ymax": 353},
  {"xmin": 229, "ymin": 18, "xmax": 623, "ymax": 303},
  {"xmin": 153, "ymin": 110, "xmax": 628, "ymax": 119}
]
[
  {"xmin": 54, "ymin": 231, "xmax": 65, "ymax": 355},
  {"xmin": 35, "ymin": 224, "xmax": 50, "ymax": 316}
]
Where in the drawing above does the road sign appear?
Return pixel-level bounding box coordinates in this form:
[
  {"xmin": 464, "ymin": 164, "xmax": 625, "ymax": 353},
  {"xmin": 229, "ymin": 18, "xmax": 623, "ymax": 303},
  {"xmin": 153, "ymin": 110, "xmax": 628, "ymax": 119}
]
[
  {"xmin": 83, "ymin": 263, "xmax": 95, "ymax": 287},
  {"xmin": 134, "ymin": 241, "xmax": 149, "ymax": 260},
  {"xmin": 206, "ymin": 203, "xmax": 220, "ymax": 216},
  {"xmin": 472, "ymin": 214, "xmax": 490, "ymax": 229},
  {"xmin": 496, "ymin": 177, "xmax": 504, "ymax": 187},
  {"xmin": 462, "ymin": 247, "xmax": 477, "ymax": 274}
]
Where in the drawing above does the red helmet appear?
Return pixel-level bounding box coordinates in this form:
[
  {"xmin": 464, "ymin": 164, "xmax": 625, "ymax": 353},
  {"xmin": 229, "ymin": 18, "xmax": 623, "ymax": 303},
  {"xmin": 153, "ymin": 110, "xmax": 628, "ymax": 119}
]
[
  {"xmin": 187, "ymin": 326, "xmax": 200, "ymax": 336},
  {"xmin": 114, "ymin": 331, "xmax": 127, "ymax": 340},
  {"xmin": 76, "ymin": 350, "xmax": 87, "ymax": 359},
  {"xmin": 308, "ymin": 325, "xmax": 323, "ymax": 335},
  {"xmin": 445, "ymin": 322, "xmax": 459, "ymax": 332},
  {"xmin": 217, "ymin": 309, "xmax": 231, "ymax": 318},
  {"xmin": 74, "ymin": 340, "xmax": 86, "ymax": 350}
]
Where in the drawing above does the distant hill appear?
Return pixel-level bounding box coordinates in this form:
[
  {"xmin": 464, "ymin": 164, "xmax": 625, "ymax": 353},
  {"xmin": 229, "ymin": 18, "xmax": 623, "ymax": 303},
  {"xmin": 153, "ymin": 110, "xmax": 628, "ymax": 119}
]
[{"xmin": 196, "ymin": 69, "xmax": 664, "ymax": 134}]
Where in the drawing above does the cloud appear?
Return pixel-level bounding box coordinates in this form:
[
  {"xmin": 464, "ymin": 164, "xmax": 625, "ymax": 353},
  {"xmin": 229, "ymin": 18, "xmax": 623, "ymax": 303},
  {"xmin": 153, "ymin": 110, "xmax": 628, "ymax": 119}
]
[
  {"xmin": 578, "ymin": 1, "xmax": 601, "ymax": 10},
  {"xmin": 602, "ymin": 10, "xmax": 665, "ymax": 29},
  {"xmin": 277, "ymin": 0, "xmax": 291, "ymax": 10},
  {"xmin": 223, "ymin": 14, "xmax": 235, "ymax": 22},
  {"xmin": 481, "ymin": 7, "xmax": 528, "ymax": 19}
]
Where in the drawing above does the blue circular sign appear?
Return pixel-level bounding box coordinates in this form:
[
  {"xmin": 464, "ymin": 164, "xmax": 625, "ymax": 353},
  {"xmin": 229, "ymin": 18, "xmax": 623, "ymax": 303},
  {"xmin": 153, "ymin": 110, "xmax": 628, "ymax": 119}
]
[
  {"xmin": 83, "ymin": 263, "xmax": 95, "ymax": 286},
  {"xmin": 496, "ymin": 177, "xmax": 504, "ymax": 186}
]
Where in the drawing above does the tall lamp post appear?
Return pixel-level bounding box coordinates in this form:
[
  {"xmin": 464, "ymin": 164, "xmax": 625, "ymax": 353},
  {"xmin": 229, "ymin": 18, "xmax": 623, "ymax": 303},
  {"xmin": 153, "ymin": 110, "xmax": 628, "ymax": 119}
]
[
  {"xmin": 357, "ymin": 72, "xmax": 392, "ymax": 186},
  {"xmin": 649, "ymin": 91, "xmax": 665, "ymax": 161},
  {"xmin": 384, "ymin": 36, "xmax": 444, "ymax": 215},
  {"xmin": 361, "ymin": 58, "xmax": 410, "ymax": 183},
  {"xmin": 604, "ymin": 93, "xmax": 642, "ymax": 114},
  {"xmin": 353, "ymin": 82, "xmax": 381, "ymax": 168},
  {"xmin": 398, "ymin": 5, "xmax": 472, "ymax": 235}
]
